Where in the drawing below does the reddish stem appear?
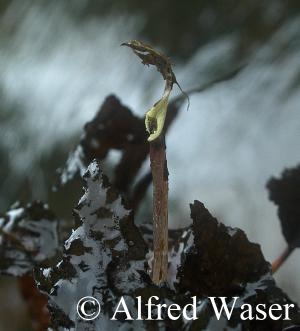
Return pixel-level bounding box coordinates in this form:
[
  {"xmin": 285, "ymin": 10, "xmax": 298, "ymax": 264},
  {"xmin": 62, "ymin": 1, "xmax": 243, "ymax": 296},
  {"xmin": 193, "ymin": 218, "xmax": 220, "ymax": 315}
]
[
  {"xmin": 272, "ymin": 245, "xmax": 294, "ymax": 274},
  {"xmin": 149, "ymin": 136, "xmax": 169, "ymax": 284}
]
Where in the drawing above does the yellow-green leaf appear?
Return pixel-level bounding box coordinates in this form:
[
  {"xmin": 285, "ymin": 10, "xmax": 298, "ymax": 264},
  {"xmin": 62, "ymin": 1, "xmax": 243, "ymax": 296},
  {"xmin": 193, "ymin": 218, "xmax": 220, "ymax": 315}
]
[{"xmin": 145, "ymin": 90, "xmax": 170, "ymax": 142}]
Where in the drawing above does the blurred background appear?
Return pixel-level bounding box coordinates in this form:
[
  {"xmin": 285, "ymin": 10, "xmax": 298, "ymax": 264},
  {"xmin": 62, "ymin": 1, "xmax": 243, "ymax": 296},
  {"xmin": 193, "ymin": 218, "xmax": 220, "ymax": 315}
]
[{"xmin": 0, "ymin": 0, "xmax": 299, "ymax": 330}]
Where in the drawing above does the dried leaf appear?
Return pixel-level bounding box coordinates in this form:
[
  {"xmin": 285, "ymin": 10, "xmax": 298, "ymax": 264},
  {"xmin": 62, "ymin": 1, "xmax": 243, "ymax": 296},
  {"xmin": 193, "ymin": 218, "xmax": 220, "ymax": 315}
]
[
  {"xmin": 121, "ymin": 40, "xmax": 177, "ymax": 89},
  {"xmin": 38, "ymin": 160, "xmax": 150, "ymax": 330},
  {"xmin": 176, "ymin": 200, "xmax": 270, "ymax": 296},
  {"xmin": 185, "ymin": 276, "xmax": 300, "ymax": 331},
  {"xmin": 0, "ymin": 201, "xmax": 60, "ymax": 277},
  {"xmin": 172, "ymin": 201, "xmax": 300, "ymax": 330},
  {"xmin": 34, "ymin": 182, "xmax": 300, "ymax": 330},
  {"xmin": 59, "ymin": 95, "xmax": 148, "ymax": 198},
  {"xmin": 267, "ymin": 164, "xmax": 300, "ymax": 247}
]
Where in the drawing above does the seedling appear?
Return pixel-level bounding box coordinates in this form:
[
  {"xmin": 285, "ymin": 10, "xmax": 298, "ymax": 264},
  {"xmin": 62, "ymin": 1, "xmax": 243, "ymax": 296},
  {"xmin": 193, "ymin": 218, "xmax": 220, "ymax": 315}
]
[{"xmin": 122, "ymin": 40, "xmax": 187, "ymax": 284}]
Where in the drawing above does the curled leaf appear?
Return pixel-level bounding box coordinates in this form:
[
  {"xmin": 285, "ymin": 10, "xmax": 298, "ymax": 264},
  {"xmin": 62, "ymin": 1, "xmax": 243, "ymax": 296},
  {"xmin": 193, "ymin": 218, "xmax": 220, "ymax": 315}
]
[
  {"xmin": 122, "ymin": 40, "xmax": 187, "ymax": 141},
  {"xmin": 145, "ymin": 90, "xmax": 170, "ymax": 141}
]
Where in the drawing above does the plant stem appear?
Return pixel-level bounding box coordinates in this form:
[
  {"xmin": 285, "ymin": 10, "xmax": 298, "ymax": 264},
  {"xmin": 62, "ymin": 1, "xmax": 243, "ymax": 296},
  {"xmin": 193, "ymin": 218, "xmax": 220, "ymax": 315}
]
[
  {"xmin": 272, "ymin": 245, "xmax": 294, "ymax": 273},
  {"xmin": 149, "ymin": 136, "xmax": 169, "ymax": 284}
]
